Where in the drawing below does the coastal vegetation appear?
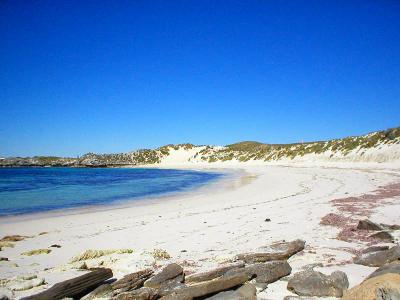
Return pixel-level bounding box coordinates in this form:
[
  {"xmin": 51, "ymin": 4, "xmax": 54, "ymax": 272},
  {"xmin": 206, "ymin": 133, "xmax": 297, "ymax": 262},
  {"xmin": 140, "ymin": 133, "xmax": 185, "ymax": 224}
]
[{"xmin": 1, "ymin": 127, "xmax": 399, "ymax": 167}]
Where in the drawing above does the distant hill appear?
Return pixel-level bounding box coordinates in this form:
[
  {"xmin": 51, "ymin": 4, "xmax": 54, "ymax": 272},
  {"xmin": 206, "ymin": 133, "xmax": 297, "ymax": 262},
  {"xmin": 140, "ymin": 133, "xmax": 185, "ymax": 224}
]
[{"xmin": 1, "ymin": 127, "xmax": 399, "ymax": 167}]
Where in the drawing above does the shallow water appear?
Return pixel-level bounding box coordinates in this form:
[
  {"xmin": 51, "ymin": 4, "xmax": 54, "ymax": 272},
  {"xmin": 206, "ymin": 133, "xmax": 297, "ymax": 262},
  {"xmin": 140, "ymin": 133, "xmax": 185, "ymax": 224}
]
[{"xmin": 0, "ymin": 167, "xmax": 222, "ymax": 216}]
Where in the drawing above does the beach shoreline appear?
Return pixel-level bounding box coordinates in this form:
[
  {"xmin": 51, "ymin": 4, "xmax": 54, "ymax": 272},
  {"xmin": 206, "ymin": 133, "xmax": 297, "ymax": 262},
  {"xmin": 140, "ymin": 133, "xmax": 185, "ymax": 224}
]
[{"xmin": 1, "ymin": 163, "xmax": 400, "ymax": 298}]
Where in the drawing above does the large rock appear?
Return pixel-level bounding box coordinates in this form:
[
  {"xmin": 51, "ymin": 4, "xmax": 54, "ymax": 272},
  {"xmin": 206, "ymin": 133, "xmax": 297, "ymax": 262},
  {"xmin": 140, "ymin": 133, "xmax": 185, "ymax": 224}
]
[
  {"xmin": 342, "ymin": 273, "xmax": 400, "ymax": 300},
  {"xmin": 112, "ymin": 287, "xmax": 158, "ymax": 300},
  {"xmin": 226, "ymin": 261, "xmax": 291, "ymax": 284},
  {"xmin": 144, "ymin": 264, "xmax": 183, "ymax": 289},
  {"xmin": 367, "ymin": 261, "xmax": 400, "ymax": 280},
  {"xmin": 112, "ymin": 269, "xmax": 154, "ymax": 294},
  {"xmin": 362, "ymin": 245, "xmax": 390, "ymax": 254},
  {"xmin": 160, "ymin": 273, "xmax": 248, "ymax": 299},
  {"xmin": 236, "ymin": 240, "xmax": 305, "ymax": 263},
  {"xmin": 287, "ymin": 270, "xmax": 349, "ymax": 297},
  {"xmin": 185, "ymin": 262, "xmax": 245, "ymax": 284},
  {"xmin": 205, "ymin": 283, "xmax": 256, "ymax": 300},
  {"xmin": 354, "ymin": 245, "xmax": 400, "ymax": 267},
  {"xmin": 357, "ymin": 219, "xmax": 384, "ymax": 231},
  {"xmin": 81, "ymin": 284, "xmax": 112, "ymax": 300}
]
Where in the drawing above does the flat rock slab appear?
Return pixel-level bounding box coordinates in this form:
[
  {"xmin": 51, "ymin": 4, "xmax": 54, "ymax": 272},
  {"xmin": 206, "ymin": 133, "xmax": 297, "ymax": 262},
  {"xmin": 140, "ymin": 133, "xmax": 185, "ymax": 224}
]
[
  {"xmin": 287, "ymin": 270, "xmax": 349, "ymax": 297},
  {"xmin": 236, "ymin": 239, "xmax": 305, "ymax": 263},
  {"xmin": 342, "ymin": 273, "xmax": 400, "ymax": 300},
  {"xmin": 160, "ymin": 273, "xmax": 248, "ymax": 300},
  {"xmin": 112, "ymin": 287, "xmax": 158, "ymax": 300},
  {"xmin": 369, "ymin": 231, "xmax": 394, "ymax": 242},
  {"xmin": 185, "ymin": 262, "xmax": 245, "ymax": 284},
  {"xmin": 354, "ymin": 245, "xmax": 400, "ymax": 267},
  {"xmin": 112, "ymin": 269, "xmax": 154, "ymax": 294},
  {"xmin": 205, "ymin": 283, "xmax": 256, "ymax": 300},
  {"xmin": 144, "ymin": 264, "xmax": 183, "ymax": 289},
  {"xmin": 226, "ymin": 261, "xmax": 291, "ymax": 284}
]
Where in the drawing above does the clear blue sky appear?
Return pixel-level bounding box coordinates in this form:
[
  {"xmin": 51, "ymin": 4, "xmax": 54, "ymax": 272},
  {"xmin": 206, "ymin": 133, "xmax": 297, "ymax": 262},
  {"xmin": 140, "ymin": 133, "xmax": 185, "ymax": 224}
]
[{"xmin": 1, "ymin": 1, "xmax": 399, "ymax": 157}]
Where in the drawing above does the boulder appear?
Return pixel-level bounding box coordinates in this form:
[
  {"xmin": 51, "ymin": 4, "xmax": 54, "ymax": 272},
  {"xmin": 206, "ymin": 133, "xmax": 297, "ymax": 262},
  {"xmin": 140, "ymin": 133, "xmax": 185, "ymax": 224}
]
[
  {"xmin": 362, "ymin": 245, "xmax": 390, "ymax": 254},
  {"xmin": 342, "ymin": 273, "xmax": 400, "ymax": 300},
  {"xmin": 113, "ymin": 287, "xmax": 158, "ymax": 300},
  {"xmin": 160, "ymin": 273, "xmax": 248, "ymax": 299},
  {"xmin": 81, "ymin": 284, "xmax": 113, "ymax": 300},
  {"xmin": 369, "ymin": 231, "xmax": 394, "ymax": 242},
  {"xmin": 112, "ymin": 269, "xmax": 154, "ymax": 294},
  {"xmin": 205, "ymin": 283, "xmax": 256, "ymax": 300},
  {"xmin": 144, "ymin": 264, "xmax": 183, "ymax": 289},
  {"xmin": 357, "ymin": 219, "xmax": 384, "ymax": 231},
  {"xmin": 226, "ymin": 261, "xmax": 291, "ymax": 284},
  {"xmin": 354, "ymin": 245, "xmax": 400, "ymax": 267},
  {"xmin": 367, "ymin": 261, "xmax": 400, "ymax": 280},
  {"xmin": 236, "ymin": 240, "xmax": 305, "ymax": 263},
  {"xmin": 287, "ymin": 270, "xmax": 349, "ymax": 297},
  {"xmin": 185, "ymin": 262, "xmax": 245, "ymax": 284}
]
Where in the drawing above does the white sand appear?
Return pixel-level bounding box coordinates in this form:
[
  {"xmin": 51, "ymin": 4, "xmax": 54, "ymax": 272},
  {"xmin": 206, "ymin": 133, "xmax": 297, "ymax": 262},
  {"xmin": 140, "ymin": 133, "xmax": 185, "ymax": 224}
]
[{"xmin": 1, "ymin": 162, "xmax": 400, "ymax": 299}]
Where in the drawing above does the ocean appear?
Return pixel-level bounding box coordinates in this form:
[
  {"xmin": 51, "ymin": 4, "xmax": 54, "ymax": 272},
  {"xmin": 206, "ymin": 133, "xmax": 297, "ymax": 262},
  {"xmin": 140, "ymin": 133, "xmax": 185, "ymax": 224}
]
[{"xmin": 0, "ymin": 167, "xmax": 222, "ymax": 216}]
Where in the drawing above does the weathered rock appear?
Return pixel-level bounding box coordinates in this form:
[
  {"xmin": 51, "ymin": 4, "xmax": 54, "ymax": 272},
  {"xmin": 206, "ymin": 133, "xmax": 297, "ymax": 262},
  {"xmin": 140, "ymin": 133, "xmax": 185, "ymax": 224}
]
[
  {"xmin": 158, "ymin": 275, "xmax": 185, "ymax": 296},
  {"xmin": 113, "ymin": 287, "xmax": 158, "ymax": 300},
  {"xmin": 342, "ymin": 273, "xmax": 400, "ymax": 300},
  {"xmin": 362, "ymin": 245, "xmax": 390, "ymax": 254},
  {"xmin": 381, "ymin": 224, "xmax": 400, "ymax": 231},
  {"xmin": 226, "ymin": 260, "xmax": 291, "ymax": 284},
  {"xmin": 370, "ymin": 231, "xmax": 394, "ymax": 242},
  {"xmin": 357, "ymin": 219, "xmax": 384, "ymax": 231},
  {"xmin": 205, "ymin": 283, "xmax": 256, "ymax": 300},
  {"xmin": 283, "ymin": 297, "xmax": 321, "ymax": 300},
  {"xmin": 367, "ymin": 261, "xmax": 400, "ymax": 280},
  {"xmin": 160, "ymin": 273, "xmax": 248, "ymax": 299},
  {"xmin": 144, "ymin": 264, "xmax": 183, "ymax": 289},
  {"xmin": 1, "ymin": 235, "xmax": 26, "ymax": 242},
  {"xmin": 354, "ymin": 245, "xmax": 400, "ymax": 267},
  {"xmin": 236, "ymin": 239, "xmax": 305, "ymax": 263},
  {"xmin": 81, "ymin": 284, "xmax": 113, "ymax": 300},
  {"xmin": 287, "ymin": 270, "xmax": 349, "ymax": 297},
  {"xmin": 112, "ymin": 269, "xmax": 154, "ymax": 294},
  {"xmin": 21, "ymin": 249, "xmax": 51, "ymax": 256},
  {"xmin": 375, "ymin": 286, "xmax": 400, "ymax": 300},
  {"xmin": 185, "ymin": 262, "xmax": 245, "ymax": 284},
  {"xmin": 0, "ymin": 257, "xmax": 9, "ymax": 261}
]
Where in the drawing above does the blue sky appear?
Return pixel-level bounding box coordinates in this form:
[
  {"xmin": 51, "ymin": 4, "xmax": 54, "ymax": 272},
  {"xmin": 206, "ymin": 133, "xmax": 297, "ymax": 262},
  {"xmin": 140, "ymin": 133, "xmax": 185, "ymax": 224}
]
[{"xmin": 1, "ymin": 1, "xmax": 399, "ymax": 157}]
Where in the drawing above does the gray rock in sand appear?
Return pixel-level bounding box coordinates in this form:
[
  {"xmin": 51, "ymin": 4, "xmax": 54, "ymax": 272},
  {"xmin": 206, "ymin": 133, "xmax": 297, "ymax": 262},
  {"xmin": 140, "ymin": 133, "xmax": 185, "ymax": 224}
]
[
  {"xmin": 357, "ymin": 219, "xmax": 384, "ymax": 231},
  {"xmin": 287, "ymin": 270, "xmax": 349, "ymax": 297},
  {"xmin": 354, "ymin": 245, "xmax": 400, "ymax": 267},
  {"xmin": 369, "ymin": 231, "xmax": 394, "ymax": 242},
  {"xmin": 144, "ymin": 263, "xmax": 183, "ymax": 289}
]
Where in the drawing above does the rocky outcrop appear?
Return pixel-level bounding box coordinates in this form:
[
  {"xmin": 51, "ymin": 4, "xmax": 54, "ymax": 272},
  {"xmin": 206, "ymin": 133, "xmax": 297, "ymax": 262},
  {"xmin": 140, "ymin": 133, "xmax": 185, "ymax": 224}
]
[
  {"xmin": 144, "ymin": 264, "xmax": 183, "ymax": 289},
  {"xmin": 112, "ymin": 269, "xmax": 154, "ymax": 295},
  {"xmin": 205, "ymin": 283, "xmax": 256, "ymax": 300},
  {"xmin": 235, "ymin": 239, "xmax": 305, "ymax": 263},
  {"xmin": 185, "ymin": 262, "xmax": 245, "ymax": 284},
  {"xmin": 367, "ymin": 261, "xmax": 400, "ymax": 279},
  {"xmin": 287, "ymin": 270, "xmax": 349, "ymax": 297},
  {"xmin": 369, "ymin": 231, "xmax": 394, "ymax": 242},
  {"xmin": 342, "ymin": 273, "xmax": 400, "ymax": 300},
  {"xmin": 354, "ymin": 245, "xmax": 400, "ymax": 267},
  {"xmin": 228, "ymin": 261, "xmax": 291, "ymax": 284},
  {"xmin": 113, "ymin": 287, "xmax": 159, "ymax": 300}
]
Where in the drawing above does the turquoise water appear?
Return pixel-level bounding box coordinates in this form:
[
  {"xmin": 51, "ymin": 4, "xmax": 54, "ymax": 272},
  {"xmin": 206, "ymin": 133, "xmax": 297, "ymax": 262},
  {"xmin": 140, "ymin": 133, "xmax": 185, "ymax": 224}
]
[{"xmin": 0, "ymin": 168, "xmax": 222, "ymax": 216}]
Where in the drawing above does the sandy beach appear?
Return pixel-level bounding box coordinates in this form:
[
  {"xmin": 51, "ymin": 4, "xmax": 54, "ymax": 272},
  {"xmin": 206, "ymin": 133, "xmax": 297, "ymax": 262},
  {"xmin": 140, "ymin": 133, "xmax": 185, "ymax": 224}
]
[{"xmin": 1, "ymin": 162, "xmax": 400, "ymax": 299}]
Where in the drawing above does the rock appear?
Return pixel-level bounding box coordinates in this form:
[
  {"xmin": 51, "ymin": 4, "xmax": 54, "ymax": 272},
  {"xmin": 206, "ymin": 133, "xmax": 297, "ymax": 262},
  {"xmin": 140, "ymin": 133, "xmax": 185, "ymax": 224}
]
[
  {"xmin": 357, "ymin": 219, "xmax": 384, "ymax": 231},
  {"xmin": 50, "ymin": 244, "xmax": 62, "ymax": 248},
  {"xmin": 1, "ymin": 235, "xmax": 26, "ymax": 242},
  {"xmin": 227, "ymin": 260, "xmax": 291, "ymax": 284},
  {"xmin": 283, "ymin": 297, "xmax": 321, "ymax": 300},
  {"xmin": 362, "ymin": 245, "xmax": 390, "ymax": 254},
  {"xmin": 70, "ymin": 249, "xmax": 133, "ymax": 262},
  {"xmin": 112, "ymin": 269, "xmax": 154, "ymax": 294},
  {"xmin": 21, "ymin": 249, "xmax": 51, "ymax": 256},
  {"xmin": 375, "ymin": 286, "xmax": 400, "ymax": 300},
  {"xmin": 9, "ymin": 278, "xmax": 45, "ymax": 291},
  {"xmin": 81, "ymin": 284, "xmax": 113, "ymax": 300},
  {"xmin": 113, "ymin": 287, "xmax": 158, "ymax": 300},
  {"xmin": 236, "ymin": 239, "xmax": 305, "ymax": 263},
  {"xmin": 265, "ymin": 218, "xmax": 271, "ymax": 222},
  {"xmin": 370, "ymin": 231, "xmax": 394, "ymax": 242},
  {"xmin": 160, "ymin": 273, "xmax": 248, "ymax": 300},
  {"xmin": 144, "ymin": 264, "xmax": 183, "ymax": 289},
  {"xmin": 367, "ymin": 261, "xmax": 400, "ymax": 279},
  {"xmin": 205, "ymin": 283, "xmax": 256, "ymax": 300},
  {"xmin": 354, "ymin": 245, "xmax": 400, "ymax": 267},
  {"xmin": 185, "ymin": 262, "xmax": 245, "ymax": 284},
  {"xmin": 287, "ymin": 270, "xmax": 349, "ymax": 297},
  {"xmin": 0, "ymin": 257, "xmax": 9, "ymax": 261},
  {"xmin": 158, "ymin": 275, "xmax": 185, "ymax": 296},
  {"xmin": 381, "ymin": 224, "xmax": 400, "ymax": 230},
  {"xmin": 342, "ymin": 273, "xmax": 400, "ymax": 300},
  {"xmin": 0, "ymin": 288, "xmax": 13, "ymax": 300}
]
